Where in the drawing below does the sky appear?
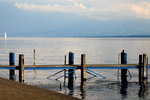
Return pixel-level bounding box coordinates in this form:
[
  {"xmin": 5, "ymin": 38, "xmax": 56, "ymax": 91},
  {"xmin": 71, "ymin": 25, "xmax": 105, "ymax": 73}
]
[{"xmin": 0, "ymin": 0, "xmax": 150, "ymax": 37}]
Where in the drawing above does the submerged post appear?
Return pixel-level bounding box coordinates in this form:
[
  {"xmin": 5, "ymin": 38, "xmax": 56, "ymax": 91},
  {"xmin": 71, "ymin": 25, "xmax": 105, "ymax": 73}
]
[
  {"xmin": 9, "ymin": 52, "xmax": 15, "ymax": 80},
  {"xmin": 68, "ymin": 52, "xmax": 74, "ymax": 88},
  {"xmin": 19, "ymin": 54, "xmax": 24, "ymax": 83},
  {"xmin": 81, "ymin": 54, "xmax": 86, "ymax": 87},
  {"xmin": 121, "ymin": 50, "xmax": 127, "ymax": 83}
]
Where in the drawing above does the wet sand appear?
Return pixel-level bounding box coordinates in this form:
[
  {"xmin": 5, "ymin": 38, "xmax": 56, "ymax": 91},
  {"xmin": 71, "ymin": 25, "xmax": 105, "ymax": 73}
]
[{"xmin": 0, "ymin": 78, "xmax": 80, "ymax": 100}]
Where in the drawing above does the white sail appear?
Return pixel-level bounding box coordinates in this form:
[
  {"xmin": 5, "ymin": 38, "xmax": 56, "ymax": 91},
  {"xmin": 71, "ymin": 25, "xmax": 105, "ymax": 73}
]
[{"xmin": 4, "ymin": 32, "xmax": 7, "ymax": 40}]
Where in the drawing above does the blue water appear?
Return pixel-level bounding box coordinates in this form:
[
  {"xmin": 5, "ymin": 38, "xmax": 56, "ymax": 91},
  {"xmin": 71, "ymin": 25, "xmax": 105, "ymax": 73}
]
[{"xmin": 0, "ymin": 37, "xmax": 150, "ymax": 100}]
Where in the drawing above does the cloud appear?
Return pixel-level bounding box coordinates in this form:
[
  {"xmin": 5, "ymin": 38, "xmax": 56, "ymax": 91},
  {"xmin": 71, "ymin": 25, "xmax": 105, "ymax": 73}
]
[
  {"xmin": 131, "ymin": 2, "xmax": 150, "ymax": 19},
  {"xmin": 14, "ymin": 2, "xmax": 95, "ymax": 13},
  {"xmin": 14, "ymin": 2, "xmax": 121, "ymax": 20},
  {"xmin": 90, "ymin": 1, "xmax": 150, "ymax": 20},
  {"xmin": 14, "ymin": 1, "xmax": 150, "ymax": 20}
]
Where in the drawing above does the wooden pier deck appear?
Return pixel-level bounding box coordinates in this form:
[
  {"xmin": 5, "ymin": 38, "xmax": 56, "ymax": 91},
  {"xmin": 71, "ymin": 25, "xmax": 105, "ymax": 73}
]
[
  {"xmin": 0, "ymin": 64, "xmax": 147, "ymax": 70},
  {"xmin": 0, "ymin": 51, "xmax": 149, "ymax": 94}
]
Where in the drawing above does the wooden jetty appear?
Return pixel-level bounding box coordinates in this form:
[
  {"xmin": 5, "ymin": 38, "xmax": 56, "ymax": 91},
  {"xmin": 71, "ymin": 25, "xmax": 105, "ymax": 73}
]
[{"xmin": 0, "ymin": 51, "xmax": 149, "ymax": 88}]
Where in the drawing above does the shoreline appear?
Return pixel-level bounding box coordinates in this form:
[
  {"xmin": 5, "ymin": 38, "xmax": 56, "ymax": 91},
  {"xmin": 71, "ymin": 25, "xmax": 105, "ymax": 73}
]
[{"xmin": 0, "ymin": 77, "xmax": 80, "ymax": 100}]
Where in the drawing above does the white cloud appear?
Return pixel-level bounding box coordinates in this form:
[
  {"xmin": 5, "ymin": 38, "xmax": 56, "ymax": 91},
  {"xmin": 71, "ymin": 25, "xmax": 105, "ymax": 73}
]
[
  {"xmin": 14, "ymin": 1, "xmax": 150, "ymax": 20},
  {"xmin": 131, "ymin": 2, "xmax": 150, "ymax": 19},
  {"xmin": 14, "ymin": 2, "xmax": 95, "ymax": 13}
]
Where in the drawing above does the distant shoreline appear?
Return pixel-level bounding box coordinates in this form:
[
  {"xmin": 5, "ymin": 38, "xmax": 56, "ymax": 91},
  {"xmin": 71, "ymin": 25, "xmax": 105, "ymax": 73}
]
[
  {"xmin": 1, "ymin": 35, "xmax": 150, "ymax": 38},
  {"xmin": 78, "ymin": 35, "xmax": 150, "ymax": 38}
]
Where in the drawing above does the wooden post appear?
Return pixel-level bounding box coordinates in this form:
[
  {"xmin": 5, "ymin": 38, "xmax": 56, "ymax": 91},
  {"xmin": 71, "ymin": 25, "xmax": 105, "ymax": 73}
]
[
  {"xmin": 64, "ymin": 55, "xmax": 67, "ymax": 84},
  {"xmin": 19, "ymin": 54, "xmax": 24, "ymax": 83},
  {"xmin": 9, "ymin": 52, "xmax": 15, "ymax": 80},
  {"xmin": 121, "ymin": 50, "xmax": 127, "ymax": 83},
  {"xmin": 68, "ymin": 52, "xmax": 74, "ymax": 88},
  {"xmin": 81, "ymin": 54, "xmax": 86, "ymax": 87},
  {"xmin": 146, "ymin": 57, "xmax": 148, "ymax": 81},
  {"xmin": 138, "ymin": 54, "xmax": 148, "ymax": 97},
  {"xmin": 139, "ymin": 55, "xmax": 143, "ymax": 85},
  {"xmin": 80, "ymin": 54, "xmax": 86, "ymax": 99},
  {"xmin": 33, "ymin": 49, "xmax": 35, "ymax": 65},
  {"xmin": 120, "ymin": 50, "xmax": 128, "ymax": 96},
  {"xmin": 64, "ymin": 55, "xmax": 67, "ymax": 65},
  {"xmin": 142, "ymin": 54, "xmax": 148, "ymax": 83}
]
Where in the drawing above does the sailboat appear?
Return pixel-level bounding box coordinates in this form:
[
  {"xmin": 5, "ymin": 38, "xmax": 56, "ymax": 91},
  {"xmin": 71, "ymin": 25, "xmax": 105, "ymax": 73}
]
[{"xmin": 4, "ymin": 32, "xmax": 7, "ymax": 40}]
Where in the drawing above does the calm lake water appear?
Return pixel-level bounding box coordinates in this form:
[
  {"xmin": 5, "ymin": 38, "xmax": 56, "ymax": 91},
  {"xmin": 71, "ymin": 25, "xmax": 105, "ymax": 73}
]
[{"xmin": 0, "ymin": 37, "xmax": 150, "ymax": 100}]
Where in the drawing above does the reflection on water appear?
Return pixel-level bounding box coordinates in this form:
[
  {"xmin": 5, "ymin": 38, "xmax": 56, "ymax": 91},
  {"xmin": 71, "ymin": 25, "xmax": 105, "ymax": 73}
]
[
  {"xmin": 3, "ymin": 40, "xmax": 7, "ymax": 48},
  {"xmin": 138, "ymin": 82, "xmax": 149, "ymax": 98},
  {"xmin": 80, "ymin": 85, "xmax": 86, "ymax": 100},
  {"xmin": 33, "ymin": 76, "xmax": 150, "ymax": 100},
  {"xmin": 120, "ymin": 81, "xmax": 128, "ymax": 98}
]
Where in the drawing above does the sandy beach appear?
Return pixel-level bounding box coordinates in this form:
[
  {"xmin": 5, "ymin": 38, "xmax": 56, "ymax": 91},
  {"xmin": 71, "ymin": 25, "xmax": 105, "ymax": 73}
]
[{"xmin": 0, "ymin": 78, "xmax": 80, "ymax": 100}]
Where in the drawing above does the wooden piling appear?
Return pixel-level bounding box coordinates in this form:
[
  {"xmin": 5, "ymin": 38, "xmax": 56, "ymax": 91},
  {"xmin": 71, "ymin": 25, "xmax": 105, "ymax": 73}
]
[
  {"xmin": 141, "ymin": 54, "xmax": 148, "ymax": 96},
  {"xmin": 139, "ymin": 55, "xmax": 143, "ymax": 85},
  {"xmin": 19, "ymin": 54, "xmax": 24, "ymax": 83},
  {"xmin": 142, "ymin": 54, "xmax": 148, "ymax": 83},
  {"xmin": 121, "ymin": 50, "xmax": 127, "ymax": 83},
  {"xmin": 139, "ymin": 54, "xmax": 148, "ymax": 89},
  {"xmin": 146, "ymin": 57, "xmax": 148, "ymax": 81},
  {"xmin": 81, "ymin": 54, "xmax": 86, "ymax": 87},
  {"xmin": 64, "ymin": 55, "xmax": 67, "ymax": 83},
  {"xmin": 9, "ymin": 52, "xmax": 15, "ymax": 80},
  {"xmin": 68, "ymin": 52, "xmax": 74, "ymax": 88},
  {"xmin": 33, "ymin": 49, "xmax": 35, "ymax": 65}
]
